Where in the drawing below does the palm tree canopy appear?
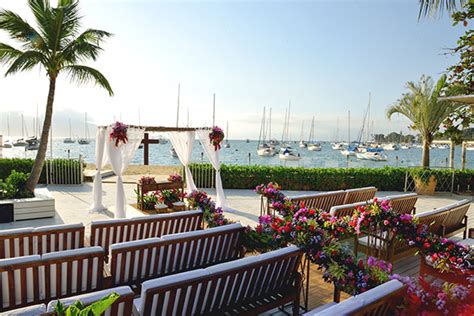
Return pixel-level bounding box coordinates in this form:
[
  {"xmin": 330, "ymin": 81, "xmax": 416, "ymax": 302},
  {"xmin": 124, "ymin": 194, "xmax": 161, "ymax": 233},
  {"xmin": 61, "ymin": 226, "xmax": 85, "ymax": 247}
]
[
  {"xmin": 387, "ymin": 75, "xmax": 459, "ymax": 137},
  {"xmin": 0, "ymin": 0, "xmax": 113, "ymax": 95},
  {"xmin": 418, "ymin": 0, "xmax": 466, "ymax": 18}
]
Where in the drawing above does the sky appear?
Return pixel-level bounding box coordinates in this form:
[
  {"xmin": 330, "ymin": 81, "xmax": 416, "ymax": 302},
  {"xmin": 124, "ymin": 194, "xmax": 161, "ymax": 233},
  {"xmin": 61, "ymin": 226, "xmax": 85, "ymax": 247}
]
[{"xmin": 0, "ymin": 0, "xmax": 467, "ymax": 140}]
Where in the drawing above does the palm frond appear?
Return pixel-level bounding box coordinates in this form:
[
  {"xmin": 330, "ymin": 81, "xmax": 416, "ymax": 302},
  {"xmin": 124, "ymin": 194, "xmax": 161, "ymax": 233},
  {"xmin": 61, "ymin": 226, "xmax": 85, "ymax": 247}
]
[
  {"xmin": 59, "ymin": 29, "xmax": 112, "ymax": 64},
  {"xmin": 0, "ymin": 42, "xmax": 23, "ymax": 64},
  {"xmin": 62, "ymin": 65, "xmax": 113, "ymax": 96},
  {"xmin": 0, "ymin": 9, "xmax": 45, "ymax": 50},
  {"xmin": 418, "ymin": 0, "xmax": 465, "ymax": 19},
  {"xmin": 4, "ymin": 50, "xmax": 46, "ymax": 76}
]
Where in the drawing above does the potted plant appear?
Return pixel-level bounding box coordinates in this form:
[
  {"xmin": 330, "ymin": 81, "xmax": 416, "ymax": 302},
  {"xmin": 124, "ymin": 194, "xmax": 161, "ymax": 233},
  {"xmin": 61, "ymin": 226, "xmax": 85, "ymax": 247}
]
[
  {"xmin": 410, "ymin": 169, "xmax": 437, "ymax": 195},
  {"xmin": 54, "ymin": 292, "xmax": 119, "ymax": 315}
]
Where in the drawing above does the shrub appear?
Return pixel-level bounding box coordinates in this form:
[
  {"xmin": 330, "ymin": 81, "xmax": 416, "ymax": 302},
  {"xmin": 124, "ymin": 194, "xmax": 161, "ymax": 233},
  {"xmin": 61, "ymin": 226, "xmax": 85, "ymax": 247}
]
[
  {"xmin": 190, "ymin": 163, "xmax": 474, "ymax": 192},
  {"xmin": 0, "ymin": 170, "xmax": 34, "ymax": 200}
]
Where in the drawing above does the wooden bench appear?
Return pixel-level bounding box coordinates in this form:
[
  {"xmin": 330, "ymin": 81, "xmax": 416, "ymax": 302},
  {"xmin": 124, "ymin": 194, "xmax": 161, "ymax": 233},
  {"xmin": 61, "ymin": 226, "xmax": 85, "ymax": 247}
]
[
  {"xmin": 383, "ymin": 193, "xmax": 418, "ymax": 214},
  {"xmin": 343, "ymin": 186, "xmax": 377, "ymax": 204},
  {"xmin": 89, "ymin": 210, "xmax": 203, "ymax": 258},
  {"xmin": 289, "ymin": 190, "xmax": 347, "ymax": 212},
  {"xmin": 108, "ymin": 223, "xmax": 245, "ymax": 291},
  {"xmin": 46, "ymin": 286, "xmax": 134, "ymax": 316},
  {"xmin": 305, "ymin": 280, "xmax": 405, "ymax": 315},
  {"xmin": 330, "ymin": 201, "xmax": 370, "ymax": 218},
  {"xmin": 357, "ymin": 200, "xmax": 470, "ymax": 262},
  {"xmin": 0, "ymin": 247, "xmax": 104, "ymax": 312},
  {"xmin": 0, "ymin": 223, "xmax": 84, "ymax": 259},
  {"xmin": 132, "ymin": 246, "xmax": 303, "ymax": 316}
]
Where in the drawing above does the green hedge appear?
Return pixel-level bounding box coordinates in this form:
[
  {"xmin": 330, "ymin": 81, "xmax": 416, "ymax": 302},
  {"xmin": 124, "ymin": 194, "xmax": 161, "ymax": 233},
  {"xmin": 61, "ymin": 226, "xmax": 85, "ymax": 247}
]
[
  {"xmin": 190, "ymin": 163, "xmax": 474, "ymax": 192},
  {"xmin": 0, "ymin": 158, "xmax": 84, "ymax": 184}
]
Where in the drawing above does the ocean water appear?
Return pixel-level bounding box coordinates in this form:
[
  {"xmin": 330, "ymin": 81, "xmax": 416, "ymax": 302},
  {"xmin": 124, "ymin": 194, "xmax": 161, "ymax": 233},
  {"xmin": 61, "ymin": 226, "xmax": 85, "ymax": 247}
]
[{"xmin": 2, "ymin": 138, "xmax": 473, "ymax": 169}]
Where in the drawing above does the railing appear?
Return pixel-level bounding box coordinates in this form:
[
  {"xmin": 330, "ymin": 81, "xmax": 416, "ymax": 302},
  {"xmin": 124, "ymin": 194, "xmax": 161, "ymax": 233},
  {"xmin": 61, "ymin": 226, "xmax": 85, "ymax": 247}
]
[
  {"xmin": 404, "ymin": 166, "xmax": 455, "ymax": 193},
  {"xmin": 45, "ymin": 155, "xmax": 84, "ymax": 185},
  {"xmin": 189, "ymin": 163, "xmax": 215, "ymax": 189}
]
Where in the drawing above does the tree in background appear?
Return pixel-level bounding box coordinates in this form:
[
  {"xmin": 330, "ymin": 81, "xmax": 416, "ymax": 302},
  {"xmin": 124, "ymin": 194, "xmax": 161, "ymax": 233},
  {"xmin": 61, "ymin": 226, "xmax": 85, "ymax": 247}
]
[
  {"xmin": 447, "ymin": 2, "xmax": 473, "ymax": 95},
  {"xmin": 0, "ymin": 0, "xmax": 113, "ymax": 192},
  {"xmin": 437, "ymin": 106, "xmax": 473, "ymax": 169},
  {"xmin": 387, "ymin": 75, "xmax": 458, "ymax": 168}
]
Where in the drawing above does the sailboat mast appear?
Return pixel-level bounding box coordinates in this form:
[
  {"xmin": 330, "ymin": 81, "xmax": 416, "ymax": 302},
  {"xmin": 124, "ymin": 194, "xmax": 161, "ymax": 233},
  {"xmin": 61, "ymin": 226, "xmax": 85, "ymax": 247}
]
[
  {"xmin": 336, "ymin": 117, "xmax": 339, "ymax": 142},
  {"xmin": 212, "ymin": 93, "xmax": 216, "ymax": 127},
  {"xmin": 7, "ymin": 113, "xmax": 10, "ymax": 136},
  {"xmin": 21, "ymin": 114, "xmax": 24, "ymax": 138},
  {"xmin": 268, "ymin": 107, "xmax": 272, "ymax": 141},
  {"xmin": 287, "ymin": 101, "xmax": 291, "ymax": 142},
  {"xmin": 348, "ymin": 110, "xmax": 351, "ymax": 144},
  {"xmin": 366, "ymin": 92, "xmax": 371, "ymax": 142},
  {"xmin": 176, "ymin": 84, "xmax": 180, "ymax": 128},
  {"xmin": 281, "ymin": 108, "xmax": 287, "ymax": 144},
  {"xmin": 226, "ymin": 121, "xmax": 229, "ymax": 143}
]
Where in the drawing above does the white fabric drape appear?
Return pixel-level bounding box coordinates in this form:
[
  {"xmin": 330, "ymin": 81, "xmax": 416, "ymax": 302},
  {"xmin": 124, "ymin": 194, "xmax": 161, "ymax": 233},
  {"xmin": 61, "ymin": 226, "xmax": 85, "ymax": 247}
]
[
  {"xmin": 168, "ymin": 131, "xmax": 197, "ymax": 193},
  {"xmin": 90, "ymin": 127, "xmax": 107, "ymax": 213},
  {"xmin": 197, "ymin": 129, "xmax": 228, "ymax": 208},
  {"xmin": 106, "ymin": 127, "xmax": 145, "ymax": 218}
]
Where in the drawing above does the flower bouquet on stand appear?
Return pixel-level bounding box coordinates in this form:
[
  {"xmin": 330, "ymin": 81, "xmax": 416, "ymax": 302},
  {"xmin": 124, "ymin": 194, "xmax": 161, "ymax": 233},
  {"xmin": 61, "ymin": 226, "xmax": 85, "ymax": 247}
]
[{"xmin": 109, "ymin": 121, "xmax": 128, "ymax": 147}]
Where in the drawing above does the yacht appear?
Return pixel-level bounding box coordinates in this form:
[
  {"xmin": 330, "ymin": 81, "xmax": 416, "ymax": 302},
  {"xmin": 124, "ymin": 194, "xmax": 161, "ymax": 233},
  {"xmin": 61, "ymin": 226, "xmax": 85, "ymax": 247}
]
[
  {"xmin": 170, "ymin": 147, "xmax": 178, "ymax": 158},
  {"xmin": 224, "ymin": 121, "xmax": 230, "ymax": 148},
  {"xmin": 26, "ymin": 137, "xmax": 39, "ymax": 150},
  {"xmin": 279, "ymin": 150, "xmax": 300, "ymax": 161},
  {"xmin": 256, "ymin": 107, "xmax": 276, "ymax": 157},
  {"xmin": 332, "ymin": 143, "xmax": 344, "ymax": 150},
  {"xmin": 13, "ymin": 138, "xmax": 28, "ymax": 147},
  {"xmin": 356, "ymin": 148, "xmax": 387, "ymax": 161},
  {"xmin": 2, "ymin": 140, "xmax": 12, "ymax": 148},
  {"xmin": 78, "ymin": 113, "xmax": 90, "ymax": 145},
  {"xmin": 307, "ymin": 116, "xmax": 321, "ymax": 151},
  {"xmin": 382, "ymin": 143, "xmax": 400, "ymax": 151},
  {"xmin": 64, "ymin": 119, "xmax": 75, "ymax": 143}
]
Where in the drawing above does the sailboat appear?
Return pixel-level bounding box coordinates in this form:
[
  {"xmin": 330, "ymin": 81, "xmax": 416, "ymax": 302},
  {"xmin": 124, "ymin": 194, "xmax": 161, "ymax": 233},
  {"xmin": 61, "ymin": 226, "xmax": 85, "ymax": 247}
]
[
  {"xmin": 170, "ymin": 84, "xmax": 180, "ymax": 158},
  {"xmin": 307, "ymin": 116, "xmax": 321, "ymax": 151},
  {"xmin": 13, "ymin": 114, "xmax": 28, "ymax": 147},
  {"xmin": 224, "ymin": 121, "xmax": 230, "ymax": 148},
  {"xmin": 78, "ymin": 113, "xmax": 90, "ymax": 145},
  {"xmin": 64, "ymin": 119, "xmax": 75, "ymax": 143},
  {"xmin": 341, "ymin": 110, "xmax": 356, "ymax": 156},
  {"xmin": 298, "ymin": 121, "xmax": 307, "ymax": 148},
  {"xmin": 332, "ymin": 117, "xmax": 344, "ymax": 150},
  {"xmin": 257, "ymin": 107, "xmax": 275, "ymax": 157},
  {"xmin": 279, "ymin": 102, "xmax": 300, "ymax": 161},
  {"xmin": 2, "ymin": 113, "xmax": 12, "ymax": 148}
]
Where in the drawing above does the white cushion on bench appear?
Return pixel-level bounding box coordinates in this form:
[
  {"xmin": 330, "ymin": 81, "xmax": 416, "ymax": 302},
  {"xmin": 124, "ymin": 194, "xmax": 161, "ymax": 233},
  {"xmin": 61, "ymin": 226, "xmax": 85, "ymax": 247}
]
[
  {"xmin": 290, "ymin": 190, "xmax": 345, "ymax": 200},
  {"xmin": 0, "ymin": 254, "xmax": 40, "ymax": 267},
  {"xmin": 330, "ymin": 201, "xmax": 370, "ymax": 215},
  {"xmin": 0, "ymin": 304, "xmax": 46, "ymax": 315},
  {"xmin": 34, "ymin": 222, "xmax": 83, "ymax": 232},
  {"xmin": 110, "ymin": 237, "xmax": 160, "ymax": 251},
  {"xmin": 345, "ymin": 186, "xmax": 376, "ymax": 192},
  {"xmin": 41, "ymin": 246, "xmax": 103, "ymax": 260},
  {"xmin": 382, "ymin": 193, "xmax": 417, "ymax": 200},
  {"xmin": 135, "ymin": 269, "xmax": 207, "ymax": 315},
  {"xmin": 161, "ymin": 222, "xmax": 242, "ymax": 241},
  {"xmin": 305, "ymin": 280, "xmax": 404, "ymax": 315},
  {"xmin": 46, "ymin": 286, "xmax": 133, "ymax": 311},
  {"xmin": 0, "ymin": 227, "xmax": 34, "ymax": 236},
  {"xmin": 91, "ymin": 218, "xmax": 133, "ymax": 226},
  {"xmin": 134, "ymin": 209, "xmax": 202, "ymax": 221}
]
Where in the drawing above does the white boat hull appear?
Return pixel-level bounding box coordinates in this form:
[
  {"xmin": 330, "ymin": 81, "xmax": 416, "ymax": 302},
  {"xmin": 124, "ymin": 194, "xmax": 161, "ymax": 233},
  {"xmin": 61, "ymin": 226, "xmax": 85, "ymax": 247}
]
[
  {"xmin": 341, "ymin": 150, "xmax": 356, "ymax": 156},
  {"xmin": 307, "ymin": 144, "xmax": 321, "ymax": 151},
  {"xmin": 279, "ymin": 153, "xmax": 300, "ymax": 161},
  {"xmin": 257, "ymin": 148, "xmax": 275, "ymax": 156}
]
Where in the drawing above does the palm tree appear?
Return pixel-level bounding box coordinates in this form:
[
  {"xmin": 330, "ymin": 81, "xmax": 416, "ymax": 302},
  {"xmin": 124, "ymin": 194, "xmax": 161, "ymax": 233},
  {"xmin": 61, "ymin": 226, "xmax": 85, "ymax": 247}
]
[
  {"xmin": 387, "ymin": 75, "xmax": 458, "ymax": 168},
  {"xmin": 418, "ymin": 0, "xmax": 465, "ymax": 18},
  {"xmin": 0, "ymin": 0, "xmax": 113, "ymax": 192}
]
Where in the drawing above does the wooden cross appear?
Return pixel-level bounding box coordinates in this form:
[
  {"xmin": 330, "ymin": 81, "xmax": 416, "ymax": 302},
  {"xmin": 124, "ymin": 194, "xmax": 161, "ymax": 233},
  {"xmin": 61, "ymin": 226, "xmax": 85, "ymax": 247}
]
[{"xmin": 141, "ymin": 133, "xmax": 161, "ymax": 165}]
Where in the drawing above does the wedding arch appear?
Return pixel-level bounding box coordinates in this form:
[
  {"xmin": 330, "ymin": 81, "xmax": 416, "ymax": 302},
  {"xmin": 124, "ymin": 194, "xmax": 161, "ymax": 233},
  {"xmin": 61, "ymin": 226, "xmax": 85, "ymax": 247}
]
[{"xmin": 90, "ymin": 124, "xmax": 228, "ymax": 218}]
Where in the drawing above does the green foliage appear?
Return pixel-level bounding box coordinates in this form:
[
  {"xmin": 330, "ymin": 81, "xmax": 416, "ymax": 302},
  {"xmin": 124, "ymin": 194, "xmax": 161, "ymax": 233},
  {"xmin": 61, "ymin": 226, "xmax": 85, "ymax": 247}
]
[
  {"xmin": 54, "ymin": 291, "xmax": 119, "ymax": 315},
  {"xmin": 190, "ymin": 163, "xmax": 474, "ymax": 192},
  {"xmin": 0, "ymin": 158, "xmax": 82, "ymax": 184},
  {"xmin": 0, "ymin": 170, "xmax": 34, "ymax": 199}
]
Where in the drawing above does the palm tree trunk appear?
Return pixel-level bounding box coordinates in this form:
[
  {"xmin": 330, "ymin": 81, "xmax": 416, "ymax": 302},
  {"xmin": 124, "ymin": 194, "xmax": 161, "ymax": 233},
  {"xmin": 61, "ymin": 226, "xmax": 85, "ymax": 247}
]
[
  {"xmin": 422, "ymin": 138, "xmax": 430, "ymax": 168},
  {"xmin": 449, "ymin": 139, "xmax": 455, "ymax": 169},
  {"xmin": 25, "ymin": 77, "xmax": 56, "ymax": 192},
  {"xmin": 461, "ymin": 142, "xmax": 466, "ymax": 170}
]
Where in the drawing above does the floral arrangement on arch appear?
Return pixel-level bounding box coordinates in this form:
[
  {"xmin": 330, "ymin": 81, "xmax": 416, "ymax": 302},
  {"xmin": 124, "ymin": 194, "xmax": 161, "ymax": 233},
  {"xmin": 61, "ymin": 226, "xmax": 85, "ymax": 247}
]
[
  {"xmin": 167, "ymin": 173, "xmax": 183, "ymax": 183},
  {"xmin": 208, "ymin": 126, "xmax": 224, "ymax": 151},
  {"xmin": 109, "ymin": 121, "xmax": 128, "ymax": 147}
]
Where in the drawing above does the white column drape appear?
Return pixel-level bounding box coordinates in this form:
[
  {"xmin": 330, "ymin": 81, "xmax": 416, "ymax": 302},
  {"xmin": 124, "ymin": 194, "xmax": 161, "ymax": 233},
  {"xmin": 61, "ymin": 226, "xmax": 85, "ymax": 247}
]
[
  {"xmin": 168, "ymin": 131, "xmax": 197, "ymax": 193},
  {"xmin": 106, "ymin": 126, "xmax": 145, "ymax": 218},
  {"xmin": 197, "ymin": 129, "xmax": 228, "ymax": 208},
  {"xmin": 90, "ymin": 127, "xmax": 107, "ymax": 213}
]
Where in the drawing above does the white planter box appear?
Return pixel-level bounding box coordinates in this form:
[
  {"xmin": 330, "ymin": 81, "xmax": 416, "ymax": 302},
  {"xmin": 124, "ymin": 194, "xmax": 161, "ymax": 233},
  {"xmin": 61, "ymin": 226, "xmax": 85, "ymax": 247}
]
[{"xmin": 0, "ymin": 188, "xmax": 55, "ymax": 221}]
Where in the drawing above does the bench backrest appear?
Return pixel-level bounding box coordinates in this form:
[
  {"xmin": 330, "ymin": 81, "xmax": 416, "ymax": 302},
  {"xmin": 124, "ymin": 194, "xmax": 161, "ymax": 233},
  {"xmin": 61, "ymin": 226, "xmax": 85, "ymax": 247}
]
[
  {"xmin": 46, "ymin": 286, "xmax": 134, "ymax": 316},
  {"xmin": 90, "ymin": 210, "xmax": 203, "ymax": 255},
  {"xmin": 137, "ymin": 246, "xmax": 303, "ymax": 315},
  {"xmin": 0, "ymin": 247, "xmax": 104, "ymax": 312},
  {"xmin": 330, "ymin": 201, "xmax": 370, "ymax": 218},
  {"xmin": 343, "ymin": 186, "xmax": 377, "ymax": 204},
  {"xmin": 442, "ymin": 200, "xmax": 470, "ymax": 233},
  {"xmin": 383, "ymin": 193, "xmax": 417, "ymax": 214},
  {"xmin": 0, "ymin": 224, "xmax": 85, "ymax": 259},
  {"xmin": 290, "ymin": 191, "xmax": 346, "ymax": 211},
  {"xmin": 307, "ymin": 280, "xmax": 405, "ymax": 315},
  {"xmin": 110, "ymin": 223, "xmax": 245, "ymax": 288}
]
